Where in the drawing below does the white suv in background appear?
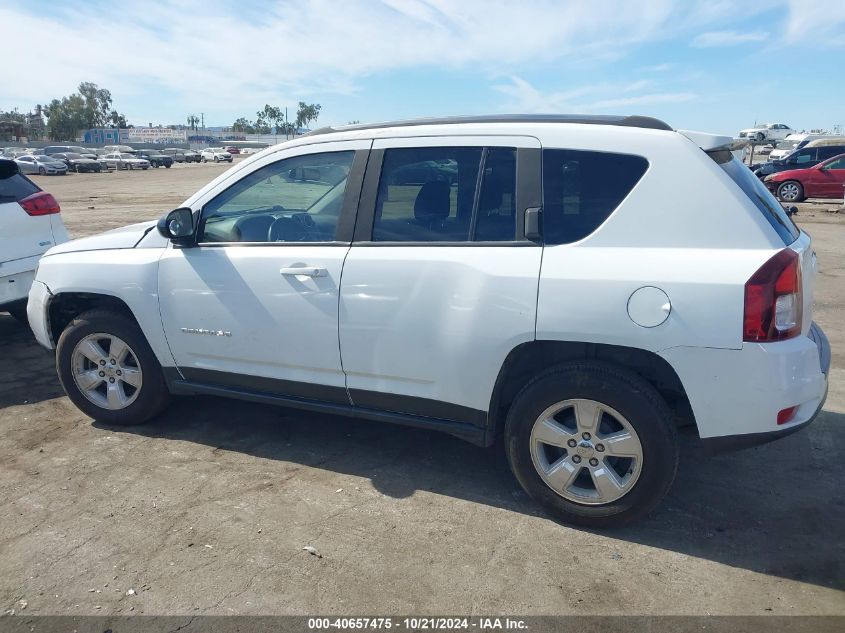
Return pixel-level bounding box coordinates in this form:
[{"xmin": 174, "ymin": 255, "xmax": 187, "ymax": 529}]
[
  {"xmin": 0, "ymin": 159, "xmax": 69, "ymax": 321},
  {"xmin": 200, "ymin": 148, "xmax": 233, "ymax": 163},
  {"xmin": 27, "ymin": 115, "xmax": 830, "ymax": 527}
]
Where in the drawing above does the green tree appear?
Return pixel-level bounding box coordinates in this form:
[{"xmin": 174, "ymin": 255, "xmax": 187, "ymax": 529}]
[
  {"xmin": 264, "ymin": 105, "xmax": 283, "ymax": 135},
  {"xmin": 77, "ymin": 81, "xmax": 114, "ymax": 127},
  {"xmin": 109, "ymin": 111, "xmax": 127, "ymax": 128},
  {"xmin": 232, "ymin": 117, "xmax": 256, "ymax": 134},
  {"xmin": 295, "ymin": 102, "xmax": 322, "ymax": 131}
]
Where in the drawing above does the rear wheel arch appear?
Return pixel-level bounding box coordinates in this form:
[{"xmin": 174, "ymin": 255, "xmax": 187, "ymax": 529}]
[{"xmin": 486, "ymin": 340, "xmax": 694, "ymax": 444}]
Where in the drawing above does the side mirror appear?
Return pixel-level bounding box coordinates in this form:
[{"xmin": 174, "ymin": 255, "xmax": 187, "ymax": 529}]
[{"xmin": 157, "ymin": 207, "xmax": 195, "ymax": 244}]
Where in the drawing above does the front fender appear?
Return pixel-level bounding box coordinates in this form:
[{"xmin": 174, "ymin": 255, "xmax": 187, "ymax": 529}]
[{"xmin": 33, "ymin": 249, "xmax": 174, "ymax": 367}]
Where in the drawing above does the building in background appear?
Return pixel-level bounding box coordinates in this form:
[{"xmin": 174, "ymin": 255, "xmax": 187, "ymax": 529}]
[{"xmin": 83, "ymin": 127, "xmax": 188, "ymax": 145}]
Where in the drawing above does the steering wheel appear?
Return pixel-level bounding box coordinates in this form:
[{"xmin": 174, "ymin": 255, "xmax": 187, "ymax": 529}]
[{"xmin": 268, "ymin": 215, "xmax": 311, "ymax": 242}]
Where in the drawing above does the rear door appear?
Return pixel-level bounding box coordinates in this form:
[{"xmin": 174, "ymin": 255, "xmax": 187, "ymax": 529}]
[{"xmin": 339, "ymin": 136, "xmax": 542, "ymax": 425}]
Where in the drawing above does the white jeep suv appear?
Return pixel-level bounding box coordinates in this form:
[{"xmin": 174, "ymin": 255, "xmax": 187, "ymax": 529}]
[{"xmin": 27, "ymin": 115, "xmax": 830, "ymax": 527}]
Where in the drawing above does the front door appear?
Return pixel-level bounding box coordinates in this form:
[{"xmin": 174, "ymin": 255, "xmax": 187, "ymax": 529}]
[
  {"xmin": 815, "ymin": 156, "xmax": 845, "ymax": 198},
  {"xmin": 158, "ymin": 140, "xmax": 369, "ymax": 403}
]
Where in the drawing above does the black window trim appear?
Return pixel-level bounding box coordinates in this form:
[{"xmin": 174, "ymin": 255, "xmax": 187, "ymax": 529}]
[
  {"xmin": 191, "ymin": 147, "xmax": 369, "ymax": 247},
  {"xmin": 352, "ymin": 145, "xmax": 542, "ymax": 246}
]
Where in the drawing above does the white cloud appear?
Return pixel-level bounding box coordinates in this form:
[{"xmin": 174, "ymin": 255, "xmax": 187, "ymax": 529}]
[
  {"xmin": 784, "ymin": 0, "xmax": 845, "ymax": 45},
  {"xmin": 492, "ymin": 76, "xmax": 695, "ymax": 113},
  {"xmin": 0, "ymin": 0, "xmax": 800, "ymax": 124},
  {"xmin": 691, "ymin": 30, "xmax": 769, "ymax": 47},
  {"xmin": 2, "ymin": 0, "xmax": 735, "ymax": 123}
]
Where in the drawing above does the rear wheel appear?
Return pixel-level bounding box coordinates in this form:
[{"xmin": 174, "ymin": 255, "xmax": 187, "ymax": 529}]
[
  {"xmin": 56, "ymin": 310, "xmax": 171, "ymax": 425},
  {"xmin": 504, "ymin": 362, "xmax": 679, "ymax": 528},
  {"xmin": 755, "ymin": 132, "xmax": 765, "ymax": 142},
  {"xmin": 38, "ymin": 167, "xmax": 46, "ymax": 175},
  {"xmin": 165, "ymin": 163, "xmax": 171, "ymax": 168},
  {"xmin": 777, "ymin": 180, "xmax": 804, "ymax": 202}
]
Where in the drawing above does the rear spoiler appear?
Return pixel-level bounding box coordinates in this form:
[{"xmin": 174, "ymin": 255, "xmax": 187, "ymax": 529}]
[{"xmin": 679, "ymin": 130, "xmax": 749, "ymax": 153}]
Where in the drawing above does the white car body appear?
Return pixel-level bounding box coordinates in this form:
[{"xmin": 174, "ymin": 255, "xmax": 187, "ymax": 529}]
[
  {"xmin": 200, "ymin": 148, "xmax": 233, "ymax": 163},
  {"xmin": 738, "ymin": 123, "xmax": 794, "ymax": 143},
  {"xmin": 102, "ymin": 152, "xmax": 150, "ymax": 170},
  {"xmin": 0, "ymin": 161, "xmax": 69, "ymax": 314},
  {"xmin": 26, "ymin": 115, "xmax": 830, "ymax": 525}
]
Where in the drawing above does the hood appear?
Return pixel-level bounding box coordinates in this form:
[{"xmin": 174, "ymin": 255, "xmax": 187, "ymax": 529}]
[
  {"xmin": 45, "ymin": 220, "xmax": 158, "ymax": 256},
  {"xmin": 766, "ymin": 167, "xmax": 814, "ymax": 181}
]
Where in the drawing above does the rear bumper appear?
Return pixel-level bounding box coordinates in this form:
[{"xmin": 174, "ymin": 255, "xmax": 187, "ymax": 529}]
[
  {"xmin": 0, "ymin": 255, "xmax": 41, "ymax": 308},
  {"xmin": 660, "ymin": 323, "xmax": 830, "ymax": 448}
]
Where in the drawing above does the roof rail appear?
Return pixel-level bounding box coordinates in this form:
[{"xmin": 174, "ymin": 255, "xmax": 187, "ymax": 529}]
[{"xmin": 304, "ymin": 114, "xmax": 673, "ymax": 137}]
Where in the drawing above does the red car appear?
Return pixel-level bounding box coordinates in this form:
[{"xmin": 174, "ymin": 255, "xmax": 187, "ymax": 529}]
[
  {"xmin": 224, "ymin": 146, "xmax": 241, "ymax": 155},
  {"xmin": 765, "ymin": 152, "xmax": 845, "ymax": 202}
]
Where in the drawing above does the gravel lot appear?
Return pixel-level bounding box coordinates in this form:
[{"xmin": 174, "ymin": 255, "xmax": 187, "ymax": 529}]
[{"xmin": 1, "ymin": 162, "xmax": 843, "ymax": 616}]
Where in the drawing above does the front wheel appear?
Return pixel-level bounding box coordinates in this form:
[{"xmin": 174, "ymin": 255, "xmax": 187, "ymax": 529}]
[
  {"xmin": 38, "ymin": 167, "xmax": 46, "ymax": 175},
  {"xmin": 777, "ymin": 180, "xmax": 804, "ymax": 202},
  {"xmin": 504, "ymin": 362, "xmax": 678, "ymax": 528},
  {"xmin": 165, "ymin": 163, "xmax": 171, "ymax": 168},
  {"xmin": 56, "ymin": 310, "xmax": 171, "ymax": 425},
  {"xmin": 755, "ymin": 132, "xmax": 765, "ymax": 142}
]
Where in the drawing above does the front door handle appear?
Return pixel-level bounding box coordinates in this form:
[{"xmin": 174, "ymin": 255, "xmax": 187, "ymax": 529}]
[{"xmin": 280, "ymin": 266, "xmax": 327, "ymax": 278}]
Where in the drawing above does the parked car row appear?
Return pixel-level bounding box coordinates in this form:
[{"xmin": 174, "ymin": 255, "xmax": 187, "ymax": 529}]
[{"xmin": 0, "ymin": 144, "xmax": 227, "ymax": 172}]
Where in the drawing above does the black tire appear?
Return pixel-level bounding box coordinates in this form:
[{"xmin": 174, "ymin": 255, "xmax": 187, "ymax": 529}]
[
  {"xmin": 165, "ymin": 163, "xmax": 171, "ymax": 168},
  {"xmin": 56, "ymin": 309, "xmax": 171, "ymax": 425},
  {"xmin": 201, "ymin": 157, "xmax": 206, "ymax": 163},
  {"xmin": 776, "ymin": 180, "xmax": 805, "ymax": 202},
  {"xmin": 5, "ymin": 299, "xmax": 28, "ymax": 324},
  {"xmin": 755, "ymin": 132, "xmax": 765, "ymax": 142},
  {"xmin": 38, "ymin": 167, "xmax": 46, "ymax": 175},
  {"xmin": 504, "ymin": 362, "xmax": 679, "ymax": 528}
]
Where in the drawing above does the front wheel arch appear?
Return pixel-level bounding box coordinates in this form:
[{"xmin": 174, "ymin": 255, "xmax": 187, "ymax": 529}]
[{"xmin": 48, "ymin": 292, "xmax": 141, "ymax": 348}]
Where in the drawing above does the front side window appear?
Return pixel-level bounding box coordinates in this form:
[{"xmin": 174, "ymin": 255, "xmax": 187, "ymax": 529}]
[
  {"xmin": 372, "ymin": 146, "xmax": 517, "ymax": 242},
  {"xmin": 823, "ymin": 156, "xmax": 845, "ymax": 170},
  {"xmin": 542, "ymin": 149, "xmax": 648, "ymax": 245},
  {"xmin": 199, "ymin": 150, "xmax": 353, "ymax": 243}
]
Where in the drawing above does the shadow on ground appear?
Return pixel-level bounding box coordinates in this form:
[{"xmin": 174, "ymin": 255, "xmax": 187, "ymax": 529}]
[
  {"xmin": 4, "ymin": 313, "xmax": 842, "ymax": 591},
  {"xmin": 0, "ymin": 315, "xmax": 63, "ymax": 407},
  {"xmin": 101, "ymin": 392, "xmax": 845, "ymax": 592}
]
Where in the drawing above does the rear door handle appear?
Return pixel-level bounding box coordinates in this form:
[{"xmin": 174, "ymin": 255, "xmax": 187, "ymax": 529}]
[{"xmin": 280, "ymin": 266, "xmax": 327, "ymax": 278}]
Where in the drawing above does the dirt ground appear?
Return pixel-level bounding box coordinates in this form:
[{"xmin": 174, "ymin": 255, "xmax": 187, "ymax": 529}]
[{"xmin": 1, "ymin": 163, "xmax": 843, "ymax": 616}]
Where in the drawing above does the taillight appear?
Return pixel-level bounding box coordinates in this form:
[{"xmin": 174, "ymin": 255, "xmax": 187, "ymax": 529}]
[
  {"xmin": 743, "ymin": 249, "xmax": 802, "ymax": 342},
  {"xmin": 19, "ymin": 192, "xmax": 61, "ymax": 216}
]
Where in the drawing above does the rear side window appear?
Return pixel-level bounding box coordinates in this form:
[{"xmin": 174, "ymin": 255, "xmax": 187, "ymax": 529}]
[
  {"xmin": 0, "ymin": 168, "xmax": 40, "ymax": 202},
  {"xmin": 542, "ymin": 149, "xmax": 648, "ymax": 244},
  {"xmin": 372, "ymin": 146, "xmax": 518, "ymax": 242},
  {"xmin": 709, "ymin": 150, "xmax": 799, "ymax": 245}
]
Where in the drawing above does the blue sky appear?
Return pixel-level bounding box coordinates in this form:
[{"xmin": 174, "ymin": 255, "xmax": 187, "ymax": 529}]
[{"xmin": 2, "ymin": 0, "xmax": 844, "ymax": 136}]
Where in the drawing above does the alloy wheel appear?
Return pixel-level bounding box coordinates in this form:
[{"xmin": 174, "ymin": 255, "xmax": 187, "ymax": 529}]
[
  {"xmin": 70, "ymin": 333, "xmax": 143, "ymax": 410},
  {"xmin": 529, "ymin": 399, "xmax": 643, "ymax": 505}
]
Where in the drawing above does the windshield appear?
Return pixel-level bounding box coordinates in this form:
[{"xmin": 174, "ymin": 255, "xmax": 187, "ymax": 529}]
[
  {"xmin": 119, "ymin": 153, "xmax": 134, "ymax": 159},
  {"xmin": 709, "ymin": 150, "xmax": 799, "ymax": 245},
  {"xmin": 65, "ymin": 153, "xmax": 83, "ymax": 159},
  {"xmin": 33, "ymin": 155, "xmax": 51, "ymax": 161}
]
